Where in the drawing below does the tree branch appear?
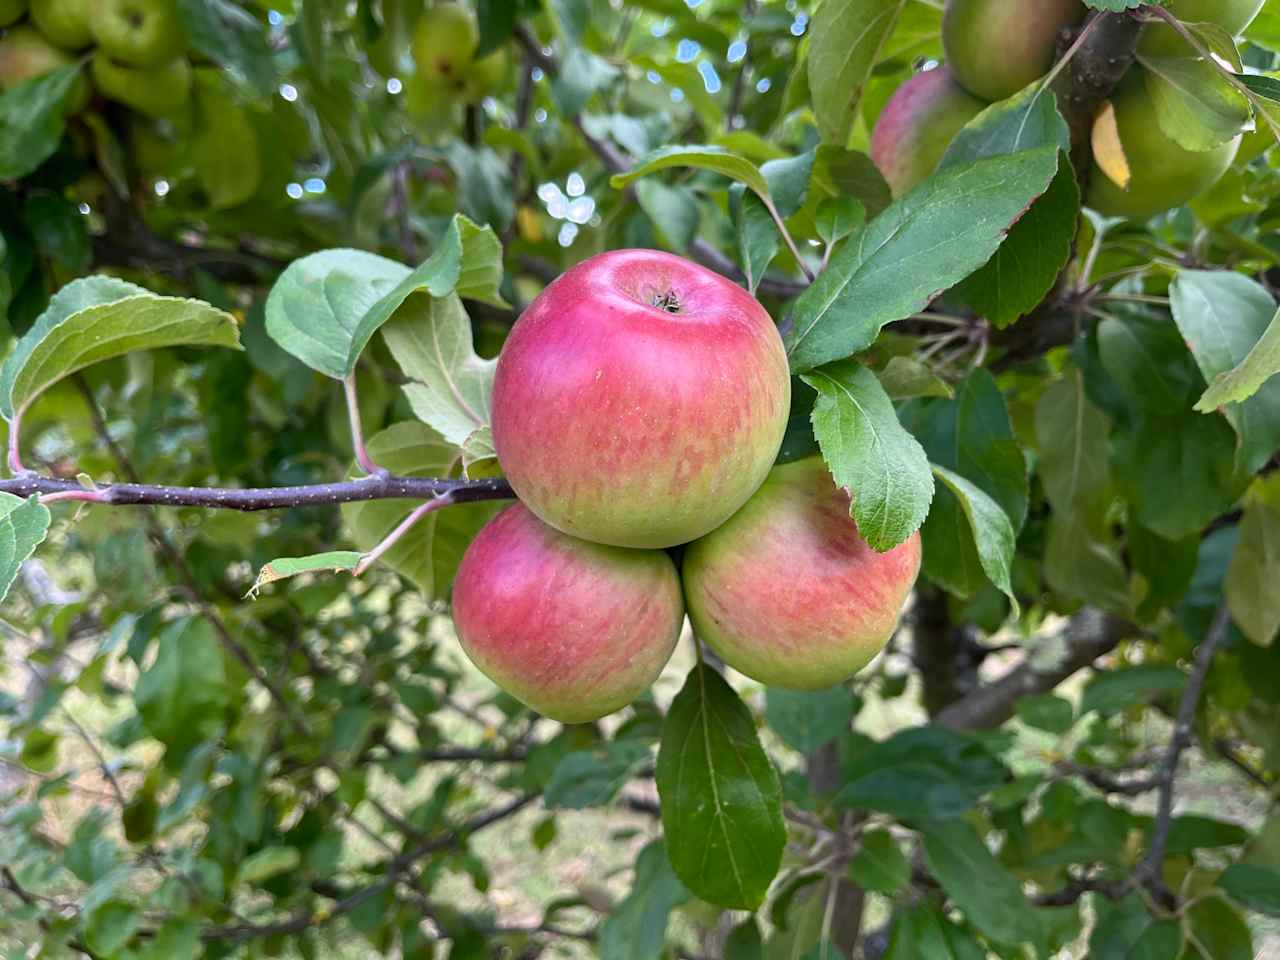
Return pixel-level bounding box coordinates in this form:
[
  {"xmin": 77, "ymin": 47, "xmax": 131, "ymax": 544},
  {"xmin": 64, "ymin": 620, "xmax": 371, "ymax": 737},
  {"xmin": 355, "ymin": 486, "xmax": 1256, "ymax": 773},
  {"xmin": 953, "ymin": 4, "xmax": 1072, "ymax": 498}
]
[{"xmin": 936, "ymin": 609, "xmax": 1134, "ymax": 730}]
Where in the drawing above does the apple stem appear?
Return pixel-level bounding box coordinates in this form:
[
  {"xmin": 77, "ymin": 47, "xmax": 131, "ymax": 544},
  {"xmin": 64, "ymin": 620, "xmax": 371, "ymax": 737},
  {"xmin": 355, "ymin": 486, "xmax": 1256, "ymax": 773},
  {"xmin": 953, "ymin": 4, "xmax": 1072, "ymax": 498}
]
[
  {"xmin": 344, "ymin": 374, "xmax": 382, "ymax": 476},
  {"xmin": 354, "ymin": 493, "xmax": 457, "ymax": 576}
]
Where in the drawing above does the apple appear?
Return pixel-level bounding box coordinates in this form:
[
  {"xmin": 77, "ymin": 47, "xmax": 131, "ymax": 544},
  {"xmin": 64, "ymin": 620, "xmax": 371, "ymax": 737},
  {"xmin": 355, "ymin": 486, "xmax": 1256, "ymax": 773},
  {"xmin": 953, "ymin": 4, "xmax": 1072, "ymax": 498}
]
[
  {"xmin": 0, "ymin": 24, "xmax": 89, "ymax": 108},
  {"xmin": 491, "ymin": 249, "xmax": 791, "ymax": 549},
  {"xmin": 31, "ymin": 0, "xmax": 92, "ymax": 50},
  {"xmin": 451, "ymin": 503, "xmax": 685, "ymax": 723},
  {"xmin": 92, "ymin": 52, "xmax": 192, "ymax": 117},
  {"xmin": 411, "ymin": 1, "xmax": 479, "ymax": 91},
  {"xmin": 461, "ymin": 47, "xmax": 507, "ymax": 103},
  {"xmin": 1139, "ymin": 0, "xmax": 1265, "ymax": 56},
  {"xmin": 943, "ymin": 0, "xmax": 1085, "ymax": 102},
  {"xmin": 682, "ymin": 457, "xmax": 922, "ymax": 690},
  {"xmin": 1086, "ymin": 67, "xmax": 1240, "ymax": 220},
  {"xmin": 0, "ymin": 0, "xmax": 28, "ymax": 28},
  {"xmin": 90, "ymin": 0, "xmax": 185, "ymax": 67},
  {"xmin": 870, "ymin": 66, "xmax": 987, "ymax": 197}
]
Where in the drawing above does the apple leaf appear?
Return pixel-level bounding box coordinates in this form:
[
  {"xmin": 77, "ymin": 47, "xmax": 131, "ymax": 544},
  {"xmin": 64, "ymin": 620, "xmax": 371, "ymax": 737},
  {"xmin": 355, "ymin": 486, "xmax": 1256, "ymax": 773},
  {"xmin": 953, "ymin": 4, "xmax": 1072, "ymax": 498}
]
[
  {"xmin": 340, "ymin": 422, "xmax": 501, "ymax": 599},
  {"xmin": 246, "ymin": 551, "xmax": 364, "ymax": 598},
  {"xmin": 177, "ymin": 0, "xmax": 277, "ymax": 96},
  {"xmin": 783, "ymin": 146, "xmax": 1059, "ymax": 372},
  {"xmin": 611, "ymin": 145, "xmax": 770, "ymax": 202},
  {"xmin": 1226, "ymin": 477, "xmax": 1280, "ymax": 647},
  {"xmin": 1171, "ymin": 270, "xmax": 1280, "ymax": 473},
  {"xmin": 0, "ymin": 493, "xmax": 51, "ymax": 605},
  {"xmin": 802, "ymin": 360, "xmax": 933, "ymax": 552},
  {"xmin": 383, "ymin": 293, "xmax": 497, "ymax": 448},
  {"xmin": 0, "ymin": 64, "xmax": 83, "ymax": 181},
  {"xmin": 191, "ymin": 70, "xmax": 263, "ymax": 210},
  {"xmin": 597, "ymin": 841, "xmax": 690, "ymax": 960},
  {"xmin": 264, "ymin": 215, "xmax": 506, "ymax": 380},
  {"xmin": 1196, "ymin": 304, "xmax": 1280, "ymax": 412},
  {"xmin": 0, "ymin": 276, "xmax": 242, "ymax": 423},
  {"xmin": 1139, "ymin": 53, "xmax": 1252, "ymax": 151},
  {"xmin": 926, "ymin": 466, "xmax": 1019, "ymax": 614},
  {"xmin": 656, "ymin": 665, "xmax": 785, "ymax": 910},
  {"xmin": 808, "ymin": 0, "xmax": 907, "ymax": 146}
]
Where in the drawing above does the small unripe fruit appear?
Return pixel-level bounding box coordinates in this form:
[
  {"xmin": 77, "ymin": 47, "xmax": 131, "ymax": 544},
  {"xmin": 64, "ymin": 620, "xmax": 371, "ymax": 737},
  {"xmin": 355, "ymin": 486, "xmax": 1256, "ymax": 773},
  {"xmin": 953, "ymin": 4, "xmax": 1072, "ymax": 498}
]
[
  {"xmin": 411, "ymin": 1, "xmax": 478, "ymax": 89},
  {"xmin": 682, "ymin": 457, "xmax": 922, "ymax": 690},
  {"xmin": 870, "ymin": 66, "xmax": 987, "ymax": 197},
  {"xmin": 1086, "ymin": 68, "xmax": 1239, "ymax": 220},
  {"xmin": 30, "ymin": 0, "xmax": 92, "ymax": 50},
  {"xmin": 0, "ymin": 24, "xmax": 88, "ymax": 109},
  {"xmin": 90, "ymin": 0, "xmax": 185, "ymax": 67},
  {"xmin": 452, "ymin": 504, "xmax": 684, "ymax": 723},
  {"xmin": 92, "ymin": 53, "xmax": 192, "ymax": 118},
  {"xmin": 0, "ymin": 0, "xmax": 27, "ymax": 28},
  {"xmin": 1139, "ymin": 0, "xmax": 1265, "ymax": 57},
  {"xmin": 492, "ymin": 249, "xmax": 791, "ymax": 549},
  {"xmin": 943, "ymin": 0, "xmax": 1085, "ymax": 102}
]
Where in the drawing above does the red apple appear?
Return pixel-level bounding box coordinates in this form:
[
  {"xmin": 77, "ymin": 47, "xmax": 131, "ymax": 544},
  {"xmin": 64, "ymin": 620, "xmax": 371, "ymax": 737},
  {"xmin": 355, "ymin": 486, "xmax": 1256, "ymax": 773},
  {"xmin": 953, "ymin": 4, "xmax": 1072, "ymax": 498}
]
[
  {"xmin": 682, "ymin": 457, "xmax": 922, "ymax": 690},
  {"xmin": 451, "ymin": 504, "xmax": 684, "ymax": 722},
  {"xmin": 491, "ymin": 249, "xmax": 791, "ymax": 549}
]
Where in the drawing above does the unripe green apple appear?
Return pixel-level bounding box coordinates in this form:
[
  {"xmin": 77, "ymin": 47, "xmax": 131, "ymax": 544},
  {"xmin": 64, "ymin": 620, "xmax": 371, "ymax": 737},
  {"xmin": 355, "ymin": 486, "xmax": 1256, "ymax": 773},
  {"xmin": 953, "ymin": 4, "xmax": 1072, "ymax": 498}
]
[
  {"xmin": 1139, "ymin": 0, "xmax": 1265, "ymax": 56},
  {"xmin": 451, "ymin": 504, "xmax": 685, "ymax": 723},
  {"xmin": 411, "ymin": 1, "xmax": 478, "ymax": 90},
  {"xmin": 870, "ymin": 66, "xmax": 987, "ymax": 197},
  {"xmin": 682, "ymin": 457, "xmax": 922, "ymax": 690},
  {"xmin": 31, "ymin": 0, "xmax": 92, "ymax": 49},
  {"xmin": 943, "ymin": 0, "xmax": 1085, "ymax": 102},
  {"xmin": 1086, "ymin": 68, "xmax": 1240, "ymax": 220},
  {"xmin": 0, "ymin": 24, "xmax": 89, "ymax": 108},
  {"xmin": 462, "ymin": 47, "xmax": 507, "ymax": 103},
  {"xmin": 92, "ymin": 52, "xmax": 192, "ymax": 117},
  {"xmin": 0, "ymin": 0, "xmax": 28, "ymax": 28},
  {"xmin": 90, "ymin": 0, "xmax": 185, "ymax": 67},
  {"xmin": 491, "ymin": 249, "xmax": 791, "ymax": 549}
]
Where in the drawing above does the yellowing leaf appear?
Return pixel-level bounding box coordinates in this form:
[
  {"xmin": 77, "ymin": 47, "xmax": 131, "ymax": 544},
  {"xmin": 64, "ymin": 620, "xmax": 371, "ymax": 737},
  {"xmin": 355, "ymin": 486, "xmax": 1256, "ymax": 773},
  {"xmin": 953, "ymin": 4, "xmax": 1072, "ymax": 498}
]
[{"xmin": 1092, "ymin": 100, "xmax": 1131, "ymax": 189}]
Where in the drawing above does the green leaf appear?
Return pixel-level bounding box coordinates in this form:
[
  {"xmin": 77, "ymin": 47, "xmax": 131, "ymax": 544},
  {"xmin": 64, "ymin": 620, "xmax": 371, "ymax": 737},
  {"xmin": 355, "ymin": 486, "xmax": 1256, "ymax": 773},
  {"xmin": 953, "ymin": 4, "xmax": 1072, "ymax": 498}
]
[
  {"xmin": 341, "ymin": 422, "xmax": 501, "ymax": 599},
  {"xmin": 808, "ymin": 0, "xmax": 906, "ymax": 145},
  {"xmin": 921, "ymin": 819, "xmax": 1042, "ymax": 946},
  {"xmin": 835, "ymin": 726, "xmax": 1007, "ymax": 819},
  {"xmin": 1015, "ymin": 693, "xmax": 1075, "ymax": 734},
  {"xmin": 0, "ymin": 276, "xmax": 241, "ymax": 422},
  {"xmin": 940, "ymin": 84, "xmax": 1070, "ymax": 169},
  {"xmin": 598, "ymin": 841, "xmax": 689, "ymax": 960},
  {"xmin": 765, "ymin": 687, "xmax": 858, "ymax": 755},
  {"xmin": 1171, "ymin": 270, "xmax": 1280, "ymax": 473},
  {"xmin": 1226, "ymin": 480, "xmax": 1280, "ymax": 646},
  {"xmin": 544, "ymin": 740, "xmax": 652, "ymax": 809},
  {"xmin": 637, "ymin": 180, "xmax": 700, "ymax": 251},
  {"xmin": 1080, "ymin": 664, "xmax": 1187, "ymax": 715},
  {"xmin": 736, "ymin": 190, "xmax": 779, "ymax": 294},
  {"xmin": 876, "ymin": 357, "xmax": 954, "ymax": 401},
  {"xmin": 1130, "ymin": 523, "xmax": 1199, "ymax": 621},
  {"xmin": 134, "ymin": 618, "xmax": 233, "ymax": 762},
  {"xmin": 192, "ymin": 70, "xmax": 262, "ymax": 209},
  {"xmin": 761, "ymin": 149, "xmax": 817, "ymax": 219},
  {"xmin": 247, "ymin": 551, "xmax": 364, "ymax": 598},
  {"xmin": 384, "ymin": 293, "xmax": 496, "ymax": 447},
  {"xmin": 443, "ymin": 141, "xmax": 516, "ymax": 235},
  {"xmin": 656, "ymin": 665, "xmax": 785, "ymax": 910},
  {"xmin": 784, "ymin": 147, "xmax": 1060, "ymax": 372},
  {"xmin": 1181, "ymin": 896, "xmax": 1253, "ymax": 960},
  {"xmin": 927, "ymin": 465, "xmax": 1019, "ymax": 612},
  {"xmin": 724, "ymin": 919, "xmax": 764, "ymax": 960},
  {"xmin": 611, "ymin": 145, "xmax": 770, "ymax": 200},
  {"xmin": 1089, "ymin": 892, "xmax": 1171, "ymax": 959},
  {"xmin": 1140, "ymin": 53, "xmax": 1252, "ymax": 151},
  {"xmin": 177, "ymin": 0, "xmax": 277, "ymax": 95},
  {"xmin": 803, "ymin": 360, "xmax": 934, "ymax": 551},
  {"xmin": 238, "ymin": 846, "xmax": 301, "ymax": 885},
  {"xmin": 1196, "ymin": 304, "xmax": 1280, "ymax": 412},
  {"xmin": 885, "ymin": 903, "xmax": 986, "ymax": 960},
  {"xmin": 0, "ymin": 64, "xmax": 82, "ymax": 180},
  {"xmin": 136, "ymin": 919, "xmax": 200, "ymax": 960},
  {"xmin": 83, "ymin": 901, "xmax": 140, "ymax": 956},
  {"xmin": 849, "ymin": 828, "xmax": 910, "ymax": 894},
  {"xmin": 0, "ymin": 493, "xmax": 51, "ymax": 605},
  {"xmin": 816, "ymin": 196, "xmax": 866, "ymax": 246},
  {"xmin": 1219, "ymin": 864, "xmax": 1280, "ymax": 916}
]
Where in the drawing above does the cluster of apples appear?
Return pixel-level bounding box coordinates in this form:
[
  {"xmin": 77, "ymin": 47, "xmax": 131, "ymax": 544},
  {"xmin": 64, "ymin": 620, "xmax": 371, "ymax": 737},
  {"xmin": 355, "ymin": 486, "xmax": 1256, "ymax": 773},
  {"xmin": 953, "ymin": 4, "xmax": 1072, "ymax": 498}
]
[
  {"xmin": 871, "ymin": 0, "xmax": 1262, "ymax": 219},
  {"xmin": 405, "ymin": 0, "xmax": 507, "ymax": 121},
  {"xmin": 451, "ymin": 250, "xmax": 922, "ymax": 724},
  {"xmin": 0, "ymin": 0, "xmax": 191, "ymax": 118}
]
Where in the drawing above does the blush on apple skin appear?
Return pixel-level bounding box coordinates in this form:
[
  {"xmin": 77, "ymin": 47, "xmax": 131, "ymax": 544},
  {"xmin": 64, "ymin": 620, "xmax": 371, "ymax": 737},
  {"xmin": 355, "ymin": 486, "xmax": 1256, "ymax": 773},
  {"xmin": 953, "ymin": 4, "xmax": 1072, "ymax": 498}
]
[
  {"xmin": 452, "ymin": 504, "xmax": 685, "ymax": 723},
  {"xmin": 491, "ymin": 249, "xmax": 791, "ymax": 550},
  {"xmin": 682, "ymin": 457, "xmax": 922, "ymax": 691}
]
